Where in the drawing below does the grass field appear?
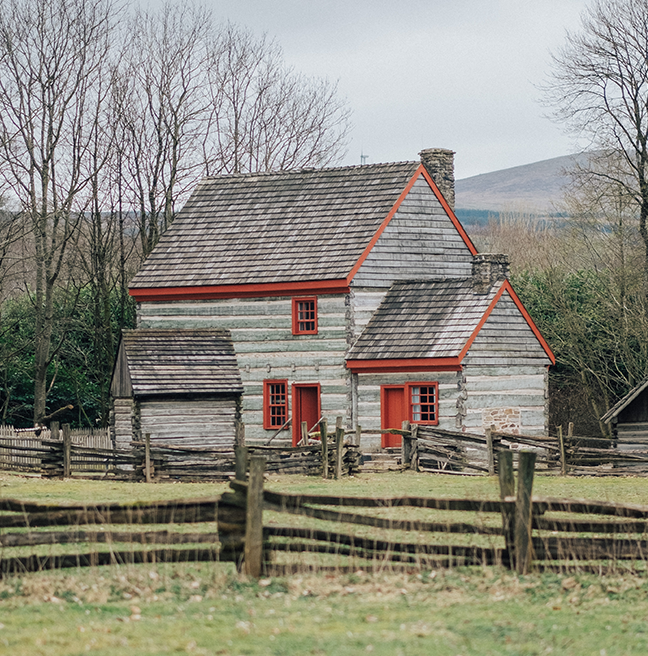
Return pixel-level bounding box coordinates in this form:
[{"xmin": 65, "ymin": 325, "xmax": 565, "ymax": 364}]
[{"xmin": 2, "ymin": 470, "xmax": 648, "ymax": 655}]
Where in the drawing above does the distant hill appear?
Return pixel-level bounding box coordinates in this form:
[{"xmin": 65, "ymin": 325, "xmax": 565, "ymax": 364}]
[{"xmin": 455, "ymin": 153, "xmax": 588, "ymax": 217}]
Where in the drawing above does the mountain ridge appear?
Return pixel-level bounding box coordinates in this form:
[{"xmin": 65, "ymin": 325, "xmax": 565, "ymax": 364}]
[{"xmin": 455, "ymin": 153, "xmax": 588, "ymax": 213}]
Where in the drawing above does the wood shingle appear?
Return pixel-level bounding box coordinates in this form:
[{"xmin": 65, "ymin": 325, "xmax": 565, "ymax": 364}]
[
  {"xmin": 111, "ymin": 329, "xmax": 243, "ymax": 398},
  {"xmin": 130, "ymin": 162, "xmax": 421, "ymax": 289}
]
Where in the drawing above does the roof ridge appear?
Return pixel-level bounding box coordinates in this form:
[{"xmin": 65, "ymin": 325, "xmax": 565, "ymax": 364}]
[{"xmin": 201, "ymin": 160, "xmax": 419, "ymax": 181}]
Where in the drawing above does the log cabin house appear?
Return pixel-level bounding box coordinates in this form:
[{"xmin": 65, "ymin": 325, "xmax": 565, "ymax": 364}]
[
  {"xmin": 601, "ymin": 378, "xmax": 648, "ymax": 451},
  {"xmin": 117, "ymin": 149, "xmax": 555, "ymax": 449},
  {"xmin": 110, "ymin": 329, "xmax": 243, "ymax": 448}
]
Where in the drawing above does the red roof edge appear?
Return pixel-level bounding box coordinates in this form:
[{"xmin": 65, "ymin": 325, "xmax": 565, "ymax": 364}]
[
  {"xmin": 457, "ymin": 280, "xmax": 555, "ymax": 365},
  {"xmin": 346, "ymin": 165, "xmax": 478, "ymax": 285},
  {"xmin": 345, "ymin": 357, "xmax": 462, "ymax": 374},
  {"xmin": 130, "ymin": 279, "xmax": 350, "ymax": 302},
  {"xmin": 418, "ymin": 166, "xmax": 478, "ymax": 256}
]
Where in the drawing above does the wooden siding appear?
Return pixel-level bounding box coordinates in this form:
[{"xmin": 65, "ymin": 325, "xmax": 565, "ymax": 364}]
[
  {"xmin": 463, "ymin": 292, "xmax": 552, "ymax": 368},
  {"xmin": 461, "ymin": 293, "xmax": 549, "ymax": 435},
  {"xmin": 112, "ymin": 397, "xmax": 134, "ymax": 450},
  {"xmin": 352, "ymin": 177, "xmax": 473, "ymax": 287},
  {"xmin": 139, "ymin": 398, "xmax": 237, "ymax": 448},
  {"xmin": 356, "ymin": 371, "xmax": 461, "ymax": 450},
  {"xmin": 139, "ymin": 294, "xmax": 350, "ymax": 443},
  {"xmin": 348, "ymin": 287, "xmax": 390, "ymax": 343}
]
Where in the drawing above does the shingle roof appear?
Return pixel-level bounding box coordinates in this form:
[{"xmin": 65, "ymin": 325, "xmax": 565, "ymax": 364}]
[
  {"xmin": 347, "ymin": 279, "xmax": 499, "ymax": 360},
  {"xmin": 130, "ymin": 161, "xmax": 421, "ymax": 289},
  {"xmin": 118, "ymin": 329, "xmax": 243, "ymax": 397},
  {"xmin": 601, "ymin": 377, "xmax": 648, "ymax": 423}
]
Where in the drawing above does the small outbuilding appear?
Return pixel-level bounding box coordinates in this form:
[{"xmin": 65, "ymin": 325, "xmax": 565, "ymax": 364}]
[
  {"xmin": 110, "ymin": 328, "xmax": 243, "ymax": 449},
  {"xmin": 601, "ymin": 378, "xmax": 648, "ymax": 450}
]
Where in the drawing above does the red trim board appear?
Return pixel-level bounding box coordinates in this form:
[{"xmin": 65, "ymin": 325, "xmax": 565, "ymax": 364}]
[
  {"xmin": 346, "ymin": 358, "xmax": 462, "ymax": 374},
  {"xmin": 457, "ymin": 280, "xmax": 555, "ymax": 365},
  {"xmin": 130, "ymin": 279, "xmax": 350, "ymax": 302}
]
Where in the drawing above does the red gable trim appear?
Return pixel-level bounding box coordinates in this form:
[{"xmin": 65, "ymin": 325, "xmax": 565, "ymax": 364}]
[
  {"xmin": 130, "ymin": 164, "xmax": 477, "ymax": 302},
  {"xmin": 346, "ymin": 357, "xmax": 462, "ymax": 374},
  {"xmin": 345, "ymin": 165, "xmax": 477, "ymax": 285},
  {"xmin": 457, "ymin": 280, "xmax": 555, "ymax": 365},
  {"xmin": 130, "ymin": 279, "xmax": 350, "ymax": 302},
  {"xmin": 418, "ymin": 166, "xmax": 478, "ymax": 256}
]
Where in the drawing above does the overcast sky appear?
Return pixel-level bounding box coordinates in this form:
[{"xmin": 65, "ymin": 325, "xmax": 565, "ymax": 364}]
[{"xmin": 201, "ymin": 0, "xmax": 590, "ymax": 179}]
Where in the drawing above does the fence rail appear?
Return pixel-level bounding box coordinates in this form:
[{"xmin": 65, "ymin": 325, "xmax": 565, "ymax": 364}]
[{"xmin": 2, "ymin": 452, "xmax": 648, "ymax": 577}]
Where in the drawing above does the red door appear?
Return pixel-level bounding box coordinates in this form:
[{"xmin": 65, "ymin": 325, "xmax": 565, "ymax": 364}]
[
  {"xmin": 292, "ymin": 384, "xmax": 321, "ymax": 446},
  {"xmin": 381, "ymin": 386, "xmax": 406, "ymax": 448}
]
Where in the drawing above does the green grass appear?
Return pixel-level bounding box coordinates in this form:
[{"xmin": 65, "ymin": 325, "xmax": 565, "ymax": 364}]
[
  {"xmin": 2, "ymin": 564, "xmax": 648, "ymax": 655},
  {"xmin": 2, "ymin": 470, "xmax": 648, "ymax": 654}
]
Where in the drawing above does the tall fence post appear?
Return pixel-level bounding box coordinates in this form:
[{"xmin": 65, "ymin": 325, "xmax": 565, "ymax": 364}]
[
  {"xmin": 62, "ymin": 424, "xmax": 71, "ymax": 478},
  {"xmin": 235, "ymin": 420, "xmax": 245, "ymax": 447},
  {"xmin": 300, "ymin": 421, "xmax": 309, "ymax": 446},
  {"xmin": 486, "ymin": 425, "xmax": 495, "ymax": 475},
  {"xmin": 51, "ymin": 421, "xmax": 59, "ymax": 441},
  {"xmin": 558, "ymin": 425, "xmax": 567, "ymax": 476},
  {"xmin": 498, "ymin": 450, "xmax": 515, "ymax": 561},
  {"xmin": 244, "ymin": 455, "xmax": 265, "ymax": 577},
  {"xmin": 144, "ymin": 433, "xmax": 152, "ymax": 483},
  {"xmin": 334, "ymin": 416, "xmax": 344, "ymax": 479},
  {"xmin": 235, "ymin": 446, "xmax": 248, "ymax": 481},
  {"xmin": 410, "ymin": 424, "xmax": 419, "ymax": 471},
  {"xmin": 514, "ymin": 451, "xmax": 536, "ymax": 574},
  {"xmin": 320, "ymin": 418, "xmax": 328, "ymax": 479},
  {"xmin": 402, "ymin": 421, "xmax": 411, "ymax": 469},
  {"xmin": 355, "ymin": 424, "xmax": 362, "ymax": 448}
]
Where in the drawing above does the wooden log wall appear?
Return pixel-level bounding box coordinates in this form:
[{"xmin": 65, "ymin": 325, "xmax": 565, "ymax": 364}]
[
  {"xmin": 461, "ymin": 292, "xmax": 551, "ymax": 436},
  {"xmin": 351, "ymin": 177, "xmax": 473, "ymax": 289},
  {"xmin": 138, "ymin": 295, "xmax": 350, "ymax": 444}
]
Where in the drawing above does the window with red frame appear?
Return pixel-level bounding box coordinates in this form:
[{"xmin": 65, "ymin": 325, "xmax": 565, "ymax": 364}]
[
  {"xmin": 292, "ymin": 297, "xmax": 317, "ymax": 335},
  {"xmin": 263, "ymin": 380, "xmax": 288, "ymax": 429},
  {"xmin": 408, "ymin": 383, "xmax": 438, "ymax": 425}
]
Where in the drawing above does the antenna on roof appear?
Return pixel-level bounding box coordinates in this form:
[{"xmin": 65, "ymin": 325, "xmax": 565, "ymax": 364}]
[{"xmin": 360, "ymin": 151, "xmax": 369, "ymax": 165}]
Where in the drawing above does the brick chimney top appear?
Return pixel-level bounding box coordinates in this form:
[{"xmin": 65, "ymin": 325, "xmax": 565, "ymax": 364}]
[
  {"xmin": 472, "ymin": 253, "xmax": 509, "ymax": 294},
  {"xmin": 419, "ymin": 148, "xmax": 455, "ymax": 211}
]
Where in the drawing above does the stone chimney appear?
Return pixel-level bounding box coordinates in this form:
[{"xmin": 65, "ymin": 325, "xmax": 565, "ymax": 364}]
[
  {"xmin": 419, "ymin": 148, "xmax": 455, "ymax": 211},
  {"xmin": 472, "ymin": 253, "xmax": 510, "ymax": 294}
]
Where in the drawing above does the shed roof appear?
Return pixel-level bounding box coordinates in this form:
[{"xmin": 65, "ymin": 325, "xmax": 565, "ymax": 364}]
[
  {"xmin": 347, "ymin": 278, "xmax": 499, "ymax": 360},
  {"xmin": 129, "ymin": 161, "xmax": 422, "ymax": 290},
  {"xmin": 601, "ymin": 378, "xmax": 648, "ymax": 424},
  {"xmin": 111, "ymin": 329, "xmax": 243, "ymax": 398}
]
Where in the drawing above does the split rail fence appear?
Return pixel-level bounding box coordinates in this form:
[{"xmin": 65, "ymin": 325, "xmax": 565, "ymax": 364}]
[
  {"xmin": 4, "ymin": 451, "xmax": 648, "ymax": 577},
  {"xmin": 3, "ymin": 417, "xmax": 648, "ymax": 480},
  {"xmin": 404, "ymin": 422, "xmax": 648, "ymax": 476}
]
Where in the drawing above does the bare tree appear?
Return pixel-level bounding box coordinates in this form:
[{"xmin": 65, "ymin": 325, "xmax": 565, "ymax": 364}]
[
  {"xmin": 546, "ymin": 0, "xmax": 648, "ymax": 295},
  {"xmin": 117, "ymin": 10, "xmax": 351, "ymax": 256},
  {"xmin": 0, "ymin": 0, "xmax": 116, "ymax": 423},
  {"xmin": 207, "ymin": 24, "xmax": 350, "ymax": 175}
]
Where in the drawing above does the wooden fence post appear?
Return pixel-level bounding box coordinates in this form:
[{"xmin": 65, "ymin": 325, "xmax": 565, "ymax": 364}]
[
  {"xmin": 235, "ymin": 420, "xmax": 245, "ymax": 447},
  {"xmin": 235, "ymin": 446, "xmax": 248, "ymax": 481},
  {"xmin": 244, "ymin": 455, "xmax": 265, "ymax": 577},
  {"xmin": 402, "ymin": 423, "xmax": 411, "ymax": 470},
  {"xmin": 334, "ymin": 416, "xmax": 344, "ymax": 479},
  {"xmin": 50, "ymin": 421, "xmax": 59, "ymax": 441},
  {"xmin": 320, "ymin": 418, "xmax": 328, "ymax": 479},
  {"xmin": 410, "ymin": 424, "xmax": 419, "ymax": 471},
  {"xmin": 355, "ymin": 424, "xmax": 362, "ymax": 448},
  {"xmin": 144, "ymin": 433, "xmax": 152, "ymax": 483},
  {"xmin": 514, "ymin": 451, "xmax": 536, "ymax": 574},
  {"xmin": 498, "ymin": 450, "xmax": 515, "ymax": 561},
  {"xmin": 558, "ymin": 425, "xmax": 567, "ymax": 476},
  {"xmin": 62, "ymin": 424, "xmax": 71, "ymax": 478},
  {"xmin": 300, "ymin": 421, "xmax": 309, "ymax": 446},
  {"xmin": 486, "ymin": 425, "xmax": 495, "ymax": 475}
]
